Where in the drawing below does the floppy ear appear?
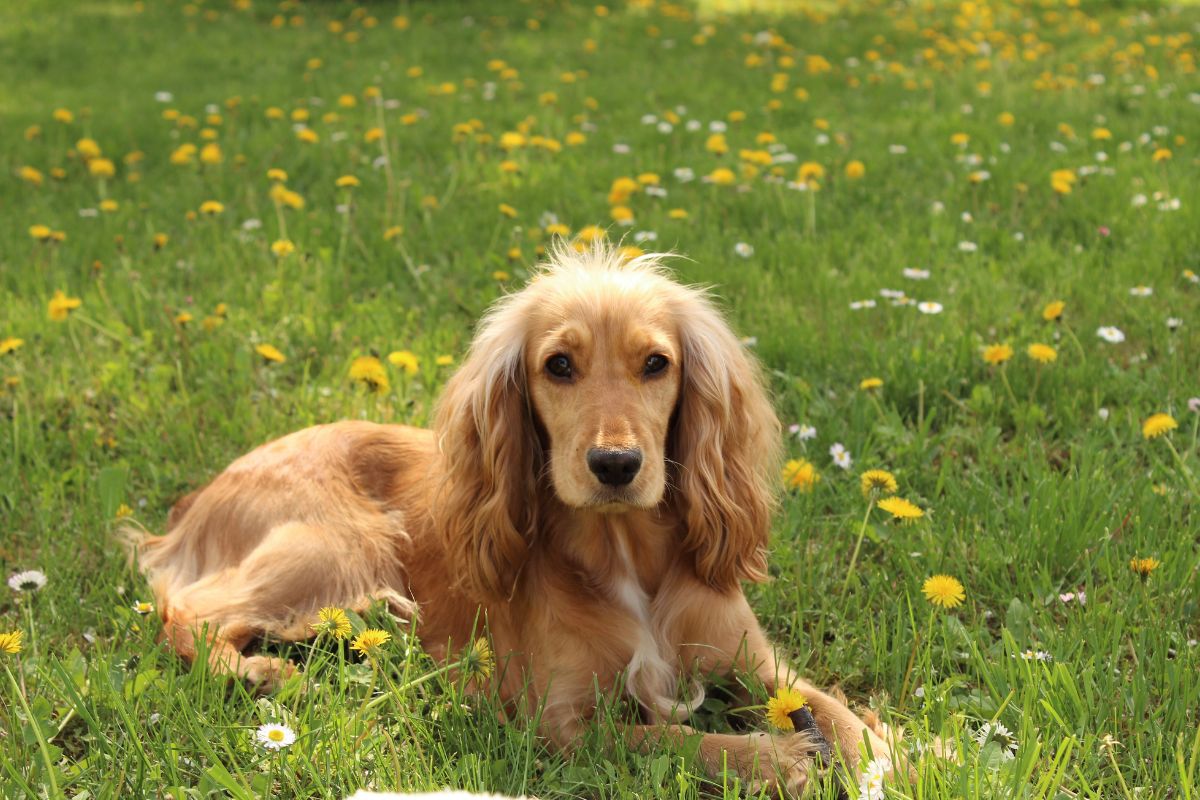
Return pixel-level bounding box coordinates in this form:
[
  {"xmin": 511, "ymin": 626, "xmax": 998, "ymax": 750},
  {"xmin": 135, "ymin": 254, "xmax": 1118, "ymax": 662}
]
[
  {"xmin": 670, "ymin": 289, "xmax": 781, "ymax": 591},
  {"xmin": 432, "ymin": 299, "xmax": 541, "ymax": 601}
]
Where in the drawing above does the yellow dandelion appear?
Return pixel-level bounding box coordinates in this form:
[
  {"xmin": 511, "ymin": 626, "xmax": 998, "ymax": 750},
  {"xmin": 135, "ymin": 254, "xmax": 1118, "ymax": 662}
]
[
  {"xmin": 708, "ymin": 167, "xmax": 736, "ymax": 186},
  {"xmin": 983, "ymin": 343, "xmax": 1013, "ymax": 365},
  {"xmin": 267, "ymin": 168, "xmax": 288, "ymax": 183},
  {"xmin": 860, "ymin": 469, "xmax": 898, "ymax": 499},
  {"xmin": 877, "ymin": 496, "xmax": 924, "ymax": 523},
  {"xmin": 255, "ymin": 343, "xmax": 286, "ymax": 363},
  {"xmin": 1, "ymin": 337, "xmax": 25, "ymax": 356},
  {"xmin": 1129, "ymin": 557, "xmax": 1160, "ymax": 578},
  {"xmin": 271, "ymin": 239, "xmax": 296, "ymax": 258},
  {"xmin": 435, "ymin": 355, "xmax": 454, "ymax": 367},
  {"xmin": 115, "ymin": 503, "xmax": 133, "ymax": 519},
  {"xmin": 379, "ymin": 351, "xmax": 418, "ymax": 379},
  {"xmin": 922, "ymin": 575, "xmax": 965, "ymax": 609},
  {"xmin": 351, "ymin": 628, "xmax": 391, "ymax": 657},
  {"xmin": 498, "ymin": 203, "xmax": 518, "ymax": 218},
  {"xmin": 1027, "ymin": 344, "xmax": 1057, "ymax": 364},
  {"xmin": 349, "ymin": 356, "xmax": 390, "ymax": 393},
  {"xmin": 199, "ymin": 200, "xmax": 225, "ymax": 215},
  {"xmin": 765, "ymin": 687, "xmax": 808, "ymax": 731},
  {"xmin": 797, "ymin": 161, "xmax": 825, "ymax": 184},
  {"xmin": 782, "ymin": 459, "xmax": 820, "ymax": 492},
  {"xmin": 859, "ymin": 377, "xmax": 883, "ymax": 391},
  {"xmin": 48, "ymin": 290, "xmax": 82, "ymax": 321},
  {"xmin": 463, "ymin": 638, "xmax": 495, "ymax": 681},
  {"xmin": 1141, "ymin": 413, "xmax": 1177, "ymax": 440},
  {"xmin": 174, "ymin": 312, "xmax": 193, "ymax": 326},
  {"xmin": 0, "ymin": 630, "xmax": 22, "ymax": 655},
  {"xmin": 336, "ymin": 175, "xmax": 360, "ymax": 188},
  {"xmin": 311, "ymin": 607, "xmax": 352, "ymax": 639},
  {"xmin": 1042, "ymin": 300, "xmax": 1065, "ymax": 321},
  {"xmin": 845, "ymin": 160, "xmax": 866, "ymax": 179}
]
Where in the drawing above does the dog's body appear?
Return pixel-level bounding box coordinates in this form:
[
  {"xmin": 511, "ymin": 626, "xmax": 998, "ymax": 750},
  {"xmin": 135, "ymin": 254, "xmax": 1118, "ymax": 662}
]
[{"xmin": 135, "ymin": 245, "xmax": 892, "ymax": 792}]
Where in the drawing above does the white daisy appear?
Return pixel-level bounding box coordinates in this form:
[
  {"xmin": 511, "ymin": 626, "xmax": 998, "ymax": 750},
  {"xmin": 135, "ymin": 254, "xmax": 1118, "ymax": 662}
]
[
  {"xmin": 903, "ymin": 268, "xmax": 930, "ymax": 280},
  {"xmin": 611, "ymin": 143, "xmax": 631, "ymax": 155},
  {"xmin": 850, "ymin": 299, "xmax": 877, "ymax": 310},
  {"xmin": 1098, "ymin": 408, "xmax": 1110, "ymax": 421},
  {"xmin": 879, "ymin": 288, "xmax": 905, "ymax": 299},
  {"xmin": 918, "ymin": 301, "xmax": 944, "ymax": 315},
  {"xmin": 132, "ymin": 601, "xmax": 155, "ymax": 615},
  {"xmin": 975, "ymin": 721, "xmax": 1018, "ymax": 760},
  {"xmin": 857, "ymin": 757, "xmax": 891, "ymax": 800},
  {"xmin": 8, "ymin": 569, "xmax": 48, "ymax": 592},
  {"xmin": 673, "ymin": 167, "xmax": 695, "ymax": 183},
  {"xmin": 1129, "ymin": 286, "xmax": 1153, "ymax": 297},
  {"xmin": 1018, "ymin": 649, "xmax": 1052, "ymax": 662},
  {"xmin": 830, "ymin": 443, "xmax": 852, "ymax": 470},
  {"xmin": 255, "ymin": 723, "xmax": 297, "ymax": 750},
  {"xmin": 796, "ymin": 424, "xmax": 817, "ymax": 441},
  {"xmin": 734, "ymin": 242, "xmax": 754, "ymax": 258},
  {"xmin": 1166, "ymin": 317, "xmax": 1182, "ymax": 330},
  {"xmin": 1188, "ymin": 397, "xmax": 1200, "ymax": 414},
  {"xmin": 958, "ymin": 241, "xmax": 978, "ymax": 253},
  {"xmin": 1097, "ymin": 326, "xmax": 1125, "ymax": 343}
]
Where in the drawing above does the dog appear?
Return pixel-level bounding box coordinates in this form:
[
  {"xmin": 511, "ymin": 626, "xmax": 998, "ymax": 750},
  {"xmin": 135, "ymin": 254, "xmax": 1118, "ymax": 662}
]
[{"xmin": 133, "ymin": 243, "xmax": 893, "ymax": 793}]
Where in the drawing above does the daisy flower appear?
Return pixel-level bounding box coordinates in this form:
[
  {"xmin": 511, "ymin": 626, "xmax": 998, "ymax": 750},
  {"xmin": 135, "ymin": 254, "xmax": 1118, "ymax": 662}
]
[
  {"xmin": 765, "ymin": 686, "xmax": 808, "ymax": 731},
  {"xmin": 902, "ymin": 268, "xmax": 930, "ymax": 280},
  {"xmin": 878, "ymin": 496, "xmax": 924, "ymax": 523},
  {"xmin": 734, "ymin": 242, "xmax": 754, "ymax": 258},
  {"xmin": 255, "ymin": 723, "xmax": 297, "ymax": 750},
  {"xmin": 795, "ymin": 424, "xmax": 817, "ymax": 441},
  {"xmin": 1097, "ymin": 326, "xmax": 1125, "ymax": 343},
  {"xmin": 830, "ymin": 443, "xmax": 852, "ymax": 470},
  {"xmin": 1018, "ymin": 649, "xmax": 1052, "ymax": 662},
  {"xmin": 975, "ymin": 721, "xmax": 1018, "ymax": 760},
  {"xmin": 857, "ymin": 757, "xmax": 891, "ymax": 800},
  {"xmin": 8, "ymin": 569, "xmax": 47, "ymax": 592},
  {"xmin": 132, "ymin": 601, "xmax": 154, "ymax": 615},
  {"xmin": 917, "ymin": 301, "xmax": 943, "ymax": 314},
  {"xmin": 922, "ymin": 574, "xmax": 965, "ymax": 608},
  {"xmin": 1129, "ymin": 286, "xmax": 1153, "ymax": 297},
  {"xmin": 850, "ymin": 300, "xmax": 877, "ymax": 310}
]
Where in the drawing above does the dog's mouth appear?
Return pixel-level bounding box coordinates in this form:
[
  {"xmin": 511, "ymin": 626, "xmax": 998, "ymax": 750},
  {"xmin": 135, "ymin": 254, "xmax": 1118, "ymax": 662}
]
[{"xmin": 585, "ymin": 485, "xmax": 656, "ymax": 512}]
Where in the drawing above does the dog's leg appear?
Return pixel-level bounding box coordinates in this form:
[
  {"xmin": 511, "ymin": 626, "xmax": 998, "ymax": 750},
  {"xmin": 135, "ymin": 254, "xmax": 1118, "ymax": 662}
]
[{"xmin": 162, "ymin": 601, "xmax": 296, "ymax": 690}]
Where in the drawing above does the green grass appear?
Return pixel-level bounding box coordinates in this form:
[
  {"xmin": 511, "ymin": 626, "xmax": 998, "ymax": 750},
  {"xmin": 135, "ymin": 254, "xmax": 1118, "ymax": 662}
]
[{"xmin": 2, "ymin": 0, "xmax": 1199, "ymax": 797}]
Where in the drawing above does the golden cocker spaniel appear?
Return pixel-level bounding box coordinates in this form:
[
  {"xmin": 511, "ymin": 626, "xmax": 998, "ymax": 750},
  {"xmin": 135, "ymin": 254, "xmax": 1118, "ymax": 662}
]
[{"xmin": 133, "ymin": 243, "xmax": 893, "ymax": 793}]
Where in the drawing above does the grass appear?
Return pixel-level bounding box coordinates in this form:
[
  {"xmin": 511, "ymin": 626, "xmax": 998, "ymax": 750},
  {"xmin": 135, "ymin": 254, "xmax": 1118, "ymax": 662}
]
[{"xmin": 1, "ymin": 0, "xmax": 1199, "ymax": 797}]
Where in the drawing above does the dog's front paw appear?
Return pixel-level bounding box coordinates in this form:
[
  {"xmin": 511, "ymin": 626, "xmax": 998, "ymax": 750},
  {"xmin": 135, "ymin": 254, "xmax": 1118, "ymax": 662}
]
[
  {"xmin": 241, "ymin": 655, "xmax": 297, "ymax": 691},
  {"xmin": 739, "ymin": 731, "xmax": 837, "ymax": 798}
]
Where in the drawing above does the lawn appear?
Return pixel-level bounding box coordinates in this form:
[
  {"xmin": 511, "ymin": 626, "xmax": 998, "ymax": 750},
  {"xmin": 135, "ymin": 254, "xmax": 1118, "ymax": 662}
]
[{"xmin": 1, "ymin": 0, "xmax": 1198, "ymax": 797}]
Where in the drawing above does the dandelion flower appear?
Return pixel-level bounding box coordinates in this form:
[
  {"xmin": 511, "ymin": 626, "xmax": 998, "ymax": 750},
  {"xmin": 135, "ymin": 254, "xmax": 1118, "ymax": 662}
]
[
  {"xmin": 1027, "ymin": 344, "xmax": 1057, "ymax": 363},
  {"xmin": 255, "ymin": 723, "xmax": 297, "ymax": 750},
  {"xmin": 48, "ymin": 290, "xmax": 82, "ymax": 321},
  {"xmin": 336, "ymin": 175, "xmax": 360, "ymax": 188},
  {"xmin": 463, "ymin": 638, "xmax": 495, "ymax": 681},
  {"xmin": 388, "ymin": 350, "xmax": 420, "ymax": 376},
  {"xmin": 89, "ymin": 158, "xmax": 116, "ymax": 179},
  {"xmin": 859, "ymin": 377, "xmax": 883, "ymax": 391},
  {"xmin": 312, "ymin": 607, "xmax": 352, "ymax": 639},
  {"xmin": 1129, "ymin": 557, "xmax": 1160, "ymax": 578},
  {"xmin": 351, "ymin": 628, "xmax": 391, "ymax": 658},
  {"xmin": 435, "ymin": 355, "xmax": 454, "ymax": 367},
  {"xmin": 271, "ymin": 239, "xmax": 296, "ymax": 258},
  {"xmin": 199, "ymin": 201, "xmax": 225, "ymax": 215},
  {"xmin": 0, "ymin": 630, "xmax": 22, "ymax": 655},
  {"xmin": 765, "ymin": 686, "xmax": 808, "ymax": 731},
  {"xmin": 922, "ymin": 575, "xmax": 965, "ymax": 609},
  {"xmin": 878, "ymin": 496, "xmax": 924, "ymax": 523},
  {"xmin": 982, "ymin": 344, "xmax": 1013, "ymax": 365},
  {"xmin": 1141, "ymin": 413, "xmax": 1177, "ymax": 439},
  {"xmin": 349, "ymin": 356, "xmax": 390, "ymax": 393},
  {"xmin": 8, "ymin": 569, "xmax": 47, "ymax": 592},
  {"xmin": 255, "ymin": 343, "xmax": 286, "ymax": 363},
  {"xmin": 1042, "ymin": 301, "xmax": 1065, "ymax": 321},
  {"xmin": 844, "ymin": 160, "xmax": 865, "ymax": 179},
  {"xmin": 860, "ymin": 470, "xmax": 898, "ymax": 498},
  {"xmin": 782, "ymin": 458, "xmax": 820, "ymax": 492},
  {"xmin": 1, "ymin": 337, "xmax": 25, "ymax": 355}
]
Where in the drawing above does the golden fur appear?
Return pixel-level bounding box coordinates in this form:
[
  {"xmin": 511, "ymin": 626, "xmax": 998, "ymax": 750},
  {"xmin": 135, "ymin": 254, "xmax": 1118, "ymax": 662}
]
[{"xmin": 132, "ymin": 244, "xmax": 894, "ymax": 793}]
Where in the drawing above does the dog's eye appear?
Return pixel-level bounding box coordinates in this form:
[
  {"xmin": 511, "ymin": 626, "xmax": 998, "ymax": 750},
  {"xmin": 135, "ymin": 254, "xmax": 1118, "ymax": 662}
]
[
  {"xmin": 545, "ymin": 355, "xmax": 573, "ymax": 379},
  {"xmin": 644, "ymin": 354, "xmax": 669, "ymax": 376}
]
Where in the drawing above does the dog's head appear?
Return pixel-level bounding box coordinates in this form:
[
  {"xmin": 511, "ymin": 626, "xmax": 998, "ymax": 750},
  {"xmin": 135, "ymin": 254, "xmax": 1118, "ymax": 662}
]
[{"xmin": 433, "ymin": 243, "xmax": 780, "ymax": 599}]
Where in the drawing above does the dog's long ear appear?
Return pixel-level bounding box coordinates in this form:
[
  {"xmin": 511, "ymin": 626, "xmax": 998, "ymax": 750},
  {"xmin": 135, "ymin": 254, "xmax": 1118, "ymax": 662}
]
[
  {"xmin": 670, "ymin": 288, "xmax": 781, "ymax": 591},
  {"xmin": 432, "ymin": 298, "xmax": 540, "ymax": 601}
]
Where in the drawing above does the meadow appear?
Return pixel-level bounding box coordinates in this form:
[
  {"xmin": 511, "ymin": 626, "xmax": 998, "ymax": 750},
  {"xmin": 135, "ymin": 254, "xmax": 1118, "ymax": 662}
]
[{"xmin": 2, "ymin": 0, "xmax": 1199, "ymax": 797}]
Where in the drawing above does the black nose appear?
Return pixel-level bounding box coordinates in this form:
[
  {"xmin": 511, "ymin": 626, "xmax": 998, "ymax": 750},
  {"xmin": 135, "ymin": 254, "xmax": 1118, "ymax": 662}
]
[{"xmin": 587, "ymin": 448, "xmax": 643, "ymax": 486}]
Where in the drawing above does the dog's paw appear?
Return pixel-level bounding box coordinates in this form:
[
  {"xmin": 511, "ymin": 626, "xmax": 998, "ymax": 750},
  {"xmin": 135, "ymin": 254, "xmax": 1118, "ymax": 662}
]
[
  {"xmin": 242, "ymin": 655, "xmax": 297, "ymax": 691},
  {"xmin": 741, "ymin": 731, "xmax": 837, "ymax": 798}
]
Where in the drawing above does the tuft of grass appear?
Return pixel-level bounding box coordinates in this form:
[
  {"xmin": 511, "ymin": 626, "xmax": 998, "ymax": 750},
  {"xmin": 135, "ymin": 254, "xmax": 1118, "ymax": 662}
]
[{"xmin": 1, "ymin": 0, "xmax": 1198, "ymax": 797}]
